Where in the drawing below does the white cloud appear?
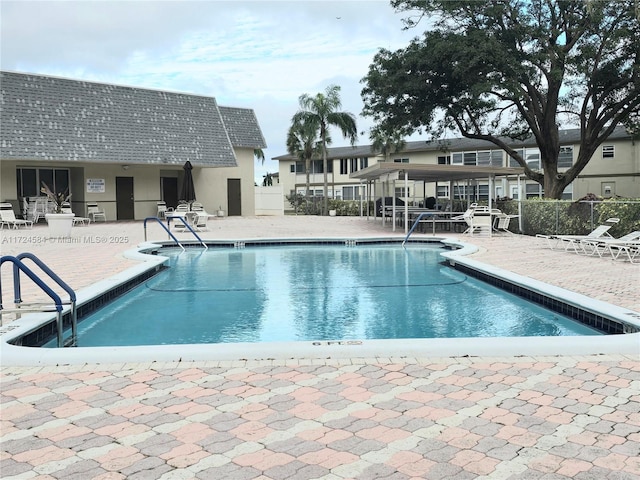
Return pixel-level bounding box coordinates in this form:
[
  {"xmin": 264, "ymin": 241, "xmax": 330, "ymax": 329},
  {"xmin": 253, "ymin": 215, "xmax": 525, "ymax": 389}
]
[{"xmin": 0, "ymin": 0, "xmax": 417, "ymax": 182}]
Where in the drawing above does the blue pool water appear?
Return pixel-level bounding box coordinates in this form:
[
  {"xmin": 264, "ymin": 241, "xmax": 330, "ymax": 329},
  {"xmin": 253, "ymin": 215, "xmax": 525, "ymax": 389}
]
[{"xmin": 54, "ymin": 244, "xmax": 599, "ymax": 347}]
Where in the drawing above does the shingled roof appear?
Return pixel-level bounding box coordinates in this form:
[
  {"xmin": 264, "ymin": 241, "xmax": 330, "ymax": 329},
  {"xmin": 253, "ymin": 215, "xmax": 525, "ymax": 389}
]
[
  {"xmin": 273, "ymin": 125, "xmax": 631, "ymax": 161},
  {"xmin": 0, "ymin": 71, "xmax": 264, "ymax": 167},
  {"xmin": 219, "ymin": 106, "xmax": 267, "ymax": 149}
]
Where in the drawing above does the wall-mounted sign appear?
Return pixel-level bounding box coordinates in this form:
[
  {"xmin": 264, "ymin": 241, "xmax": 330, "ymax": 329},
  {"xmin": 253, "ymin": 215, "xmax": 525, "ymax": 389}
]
[{"xmin": 87, "ymin": 178, "xmax": 105, "ymax": 193}]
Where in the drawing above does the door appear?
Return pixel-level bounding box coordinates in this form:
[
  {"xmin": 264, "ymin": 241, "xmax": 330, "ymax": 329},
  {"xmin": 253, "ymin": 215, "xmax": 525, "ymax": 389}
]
[
  {"xmin": 227, "ymin": 178, "xmax": 241, "ymax": 216},
  {"xmin": 161, "ymin": 177, "xmax": 178, "ymax": 209},
  {"xmin": 116, "ymin": 176, "xmax": 135, "ymax": 220}
]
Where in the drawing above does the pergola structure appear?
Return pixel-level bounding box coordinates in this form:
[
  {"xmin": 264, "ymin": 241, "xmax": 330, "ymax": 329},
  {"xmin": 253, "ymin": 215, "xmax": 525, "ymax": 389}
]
[{"xmin": 350, "ymin": 162, "xmax": 526, "ymax": 233}]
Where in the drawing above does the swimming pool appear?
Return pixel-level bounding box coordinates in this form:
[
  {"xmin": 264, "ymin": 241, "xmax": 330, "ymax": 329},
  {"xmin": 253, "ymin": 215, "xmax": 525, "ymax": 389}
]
[
  {"xmin": 48, "ymin": 242, "xmax": 599, "ymax": 347},
  {"xmin": 3, "ymin": 238, "xmax": 639, "ymax": 365}
]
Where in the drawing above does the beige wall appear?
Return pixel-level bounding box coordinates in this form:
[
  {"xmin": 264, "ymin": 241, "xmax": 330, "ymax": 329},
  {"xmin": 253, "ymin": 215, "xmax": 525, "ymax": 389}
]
[
  {"xmin": 197, "ymin": 147, "xmax": 255, "ymax": 216},
  {"xmin": 1, "ymin": 148, "xmax": 255, "ymax": 220},
  {"xmin": 574, "ymin": 139, "xmax": 640, "ymax": 198}
]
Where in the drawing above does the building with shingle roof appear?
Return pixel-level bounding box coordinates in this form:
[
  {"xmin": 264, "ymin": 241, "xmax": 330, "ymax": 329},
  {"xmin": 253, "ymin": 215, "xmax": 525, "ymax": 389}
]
[
  {"xmin": 273, "ymin": 125, "xmax": 637, "ymax": 211},
  {"xmin": 1, "ymin": 71, "xmax": 266, "ymax": 219}
]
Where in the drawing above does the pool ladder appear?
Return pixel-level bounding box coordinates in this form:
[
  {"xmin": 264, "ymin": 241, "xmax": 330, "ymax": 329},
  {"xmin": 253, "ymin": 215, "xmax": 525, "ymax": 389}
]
[
  {"xmin": 143, "ymin": 216, "xmax": 208, "ymax": 250},
  {"xmin": 0, "ymin": 253, "xmax": 77, "ymax": 347}
]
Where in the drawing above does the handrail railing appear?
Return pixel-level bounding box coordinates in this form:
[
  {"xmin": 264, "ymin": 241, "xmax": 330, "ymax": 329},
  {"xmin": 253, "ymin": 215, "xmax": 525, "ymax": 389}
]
[
  {"xmin": 402, "ymin": 212, "xmax": 434, "ymax": 247},
  {"xmin": 143, "ymin": 216, "xmax": 208, "ymax": 250},
  {"xmin": 166, "ymin": 215, "xmax": 208, "ymax": 250},
  {"xmin": 0, "ymin": 255, "xmax": 67, "ymax": 347},
  {"xmin": 13, "ymin": 253, "xmax": 78, "ymax": 346},
  {"xmin": 143, "ymin": 216, "xmax": 185, "ymax": 251}
]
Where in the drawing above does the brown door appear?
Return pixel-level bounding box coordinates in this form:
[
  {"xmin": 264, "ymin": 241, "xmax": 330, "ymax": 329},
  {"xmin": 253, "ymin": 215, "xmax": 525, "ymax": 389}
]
[
  {"xmin": 116, "ymin": 177, "xmax": 135, "ymax": 220},
  {"xmin": 227, "ymin": 178, "xmax": 241, "ymax": 216}
]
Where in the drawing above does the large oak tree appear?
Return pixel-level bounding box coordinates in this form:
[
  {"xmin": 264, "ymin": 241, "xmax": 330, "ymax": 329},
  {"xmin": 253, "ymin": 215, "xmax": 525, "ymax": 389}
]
[{"xmin": 362, "ymin": 0, "xmax": 640, "ymax": 198}]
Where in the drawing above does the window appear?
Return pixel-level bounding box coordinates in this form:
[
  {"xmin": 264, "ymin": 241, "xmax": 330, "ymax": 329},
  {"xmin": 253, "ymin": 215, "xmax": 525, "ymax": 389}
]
[
  {"xmin": 16, "ymin": 168, "xmax": 70, "ymax": 198},
  {"xmin": 359, "ymin": 157, "xmax": 368, "ymax": 169},
  {"xmin": 490, "ymin": 150, "xmax": 503, "ymax": 166},
  {"xmin": 452, "ymin": 152, "xmax": 463, "ymax": 165},
  {"xmin": 437, "ymin": 155, "xmax": 451, "ymax": 165},
  {"xmin": 340, "ymin": 159, "xmax": 348, "ymax": 175},
  {"xmin": 342, "ymin": 186, "xmax": 361, "ymax": 200},
  {"xmin": 463, "ymin": 152, "xmax": 477, "ymax": 166},
  {"xmin": 525, "ymin": 183, "xmax": 543, "ymax": 199},
  {"xmin": 393, "ymin": 158, "xmax": 409, "ymax": 163},
  {"xmin": 394, "ymin": 186, "xmax": 410, "ymax": 197},
  {"xmin": 525, "ymin": 149, "xmax": 540, "ymax": 170},
  {"xmin": 477, "ymin": 151, "xmax": 492, "ymax": 166},
  {"xmin": 558, "ymin": 146, "xmax": 573, "ymax": 168},
  {"xmin": 291, "ymin": 162, "xmax": 304, "ymax": 173},
  {"xmin": 510, "ymin": 185, "xmax": 519, "ymax": 200},
  {"xmin": 437, "ymin": 185, "xmax": 449, "ymax": 198},
  {"xmin": 350, "ymin": 158, "xmax": 358, "ymax": 173},
  {"xmin": 602, "ymin": 145, "xmax": 615, "ymax": 158}
]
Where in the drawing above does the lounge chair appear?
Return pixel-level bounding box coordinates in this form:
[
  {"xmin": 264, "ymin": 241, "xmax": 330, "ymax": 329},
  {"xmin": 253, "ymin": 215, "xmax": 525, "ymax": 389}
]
[
  {"xmin": 0, "ymin": 202, "xmax": 33, "ymax": 229},
  {"xmin": 190, "ymin": 202, "xmax": 211, "ymax": 231},
  {"xmin": 608, "ymin": 240, "xmax": 640, "ymax": 263},
  {"xmin": 580, "ymin": 231, "xmax": 640, "ymax": 258},
  {"xmin": 87, "ymin": 203, "xmax": 106, "ymax": 222},
  {"xmin": 536, "ymin": 217, "xmax": 620, "ymax": 252},
  {"xmin": 61, "ymin": 202, "xmax": 91, "ymax": 226}
]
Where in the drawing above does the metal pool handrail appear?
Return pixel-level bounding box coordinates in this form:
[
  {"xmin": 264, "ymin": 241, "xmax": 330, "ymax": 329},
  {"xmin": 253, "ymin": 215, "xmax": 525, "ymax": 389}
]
[
  {"xmin": 0, "ymin": 255, "xmax": 68, "ymax": 347},
  {"xmin": 143, "ymin": 216, "xmax": 184, "ymax": 250},
  {"xmin": 402, "ymin": 212, "xmax": 435, "ymax": 247}
]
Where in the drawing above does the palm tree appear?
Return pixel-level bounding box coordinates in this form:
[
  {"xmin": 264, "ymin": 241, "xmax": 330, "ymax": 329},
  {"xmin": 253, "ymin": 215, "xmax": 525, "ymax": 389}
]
[
  {"xmin": 292, "ymin": 85, "xmax": 357, "ymax": 215},
  {"xmin": 254, "ymin": 148, "xmax": 265, "ymax": 164},
  {"xmin": 370, "ymin": 127, "xmax": 406, "ymax": 162},
  {"xmin": 286, "ymin": 118, "xmax": 322, "ymax": 201}
]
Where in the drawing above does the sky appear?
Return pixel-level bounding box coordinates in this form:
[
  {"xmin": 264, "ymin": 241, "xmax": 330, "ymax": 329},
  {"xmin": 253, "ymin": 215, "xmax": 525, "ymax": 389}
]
[{"xmin": 0, "ymin": 0, "xmax": 421, "ymax": 183}]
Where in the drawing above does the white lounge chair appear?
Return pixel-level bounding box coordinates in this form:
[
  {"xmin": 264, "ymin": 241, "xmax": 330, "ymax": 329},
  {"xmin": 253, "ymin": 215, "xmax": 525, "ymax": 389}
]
[
  {"xmin": 157, "ymin": 201, "xmax": 173, "ymax": 219},
  {"xmin": 189, "ymin": 202, "xmax": 211, "ymax": 231},
  {"xmin": 61, "ymin": 202, "xmax": 91, "ymax": 226},
  {"xmin": 0, "ymin": 202, "xmax": 33, "ymax": 229},
  {"xmin": 608, "ymin": 241, "xmax": 640, "ymax": 263},
  {"xmin": 537, "ymin": 218, "xmax": 620, "ymax": 252},
  {"xmin": 87, "ymin": 203, "xmax": 106, "ymax": 222},
  {"xmin": 580, "ymin": 231, "xmax": 640, "ymax": 258}
]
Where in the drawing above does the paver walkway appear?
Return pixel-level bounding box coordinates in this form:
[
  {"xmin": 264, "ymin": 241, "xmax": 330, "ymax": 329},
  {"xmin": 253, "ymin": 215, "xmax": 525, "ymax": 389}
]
[
  {"xmin": 2, "ymin": 356, "xmax": 639, "ymax": 479},
  {"xmin": 1, "ymin": 217, "xmax": 639, "ymax": 479}
]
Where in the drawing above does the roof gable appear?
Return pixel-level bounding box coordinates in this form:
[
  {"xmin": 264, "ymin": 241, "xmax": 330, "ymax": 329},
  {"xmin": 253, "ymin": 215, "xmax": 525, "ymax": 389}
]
[
  {"xmin": 219, "ymin": 106, "xmax": 267, "ymax": 149},
  {"xmin": 0, "ymin": 71, "xmax": 239, "ymax": 167}
]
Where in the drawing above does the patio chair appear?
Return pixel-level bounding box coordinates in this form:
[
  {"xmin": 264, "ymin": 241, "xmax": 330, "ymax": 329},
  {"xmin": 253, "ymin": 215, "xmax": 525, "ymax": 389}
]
[
  {"xmin": 494, "ymin": 213, "xmax": 520, "ymax": 234},
  {"xmin": 157, "ymin": 201, "xmax": 169, "ymax": 219},
  {"xmin": 0, "ymin": 202, "xmax": 33, "ymax": 229},
  {"xmin": 537, "ymin": 217, "xmax": 620, "ymax": 252},
  {"xmin": 87, "ymin": 203, "xmax": 106, "ymax": 222},
  {"xmin": 61, "ymin": 202, "xmax": 91, "ymax": 226}
]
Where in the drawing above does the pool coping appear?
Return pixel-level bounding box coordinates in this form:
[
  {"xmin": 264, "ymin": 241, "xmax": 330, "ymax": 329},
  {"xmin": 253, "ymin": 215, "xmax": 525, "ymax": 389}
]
[{"xmin": 1, "ymin": 237, "xmax": 639, "ymax": 366}]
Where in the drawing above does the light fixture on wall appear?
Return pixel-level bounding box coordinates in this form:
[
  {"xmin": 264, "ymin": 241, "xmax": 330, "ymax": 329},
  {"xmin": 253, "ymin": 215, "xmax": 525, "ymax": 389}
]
[{"xmin": 122, "ymin": 165, "xmax": 129, "ymax": 170}]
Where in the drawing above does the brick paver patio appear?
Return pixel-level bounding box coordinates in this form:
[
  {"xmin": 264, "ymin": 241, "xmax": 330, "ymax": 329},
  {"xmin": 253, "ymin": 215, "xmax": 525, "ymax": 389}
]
[{"xmin": 1, "ymin": 217, "xmax": 639, "ymax": 479}]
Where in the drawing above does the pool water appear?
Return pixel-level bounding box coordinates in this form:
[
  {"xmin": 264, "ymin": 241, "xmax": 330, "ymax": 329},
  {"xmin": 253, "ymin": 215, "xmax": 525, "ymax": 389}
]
[{"xmin": 54, "ymin": 244, "xmax": 599, "ymax": 347}]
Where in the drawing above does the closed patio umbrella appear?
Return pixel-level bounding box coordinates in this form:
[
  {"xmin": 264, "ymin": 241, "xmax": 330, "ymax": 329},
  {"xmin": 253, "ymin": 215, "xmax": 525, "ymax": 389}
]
[{"xmin": 180, "ymin": 161, "xmax": 196, "ymax": 203}]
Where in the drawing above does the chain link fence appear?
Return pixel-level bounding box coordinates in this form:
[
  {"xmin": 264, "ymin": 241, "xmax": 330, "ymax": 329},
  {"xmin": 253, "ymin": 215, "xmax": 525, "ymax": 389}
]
[{"xmin": 496, "ymin": 198, "xmax": 640, "ymax": 237}]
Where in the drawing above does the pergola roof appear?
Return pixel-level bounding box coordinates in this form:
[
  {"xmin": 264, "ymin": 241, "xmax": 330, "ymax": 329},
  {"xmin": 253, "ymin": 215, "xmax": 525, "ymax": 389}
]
[{"xmin": 350, "ymin": 162, "xmax": 525, "ymax": 182}]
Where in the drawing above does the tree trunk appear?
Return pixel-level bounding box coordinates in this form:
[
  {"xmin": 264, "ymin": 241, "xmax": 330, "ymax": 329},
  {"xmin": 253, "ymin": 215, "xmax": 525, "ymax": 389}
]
[{"xmin": 322, "ymin": 143, "xmax": 328, "ymax": 216}]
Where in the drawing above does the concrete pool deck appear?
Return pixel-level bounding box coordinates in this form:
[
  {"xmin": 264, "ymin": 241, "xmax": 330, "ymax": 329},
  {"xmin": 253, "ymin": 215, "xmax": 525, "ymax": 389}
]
[{"xmin": 1, "ymin": 216, "xmax": 639, "ymax": 479}]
